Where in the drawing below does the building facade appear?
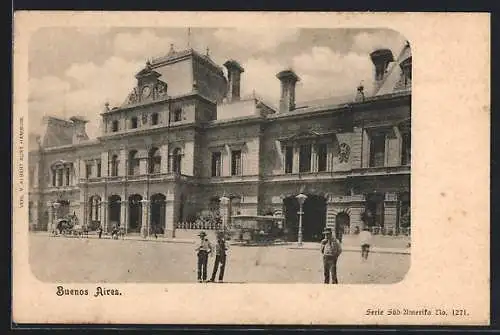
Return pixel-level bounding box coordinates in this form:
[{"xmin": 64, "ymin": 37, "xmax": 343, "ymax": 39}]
[{"xmin": 28, "ymin": 43, "xmax": 411, "ymax": 242}]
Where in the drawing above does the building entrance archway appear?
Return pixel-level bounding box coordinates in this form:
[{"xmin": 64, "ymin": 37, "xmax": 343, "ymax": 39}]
[
  {"xmin": 283, "ymin": 194, "xmax": 327, "ymax": 242},
  {"xmin": 335, "ymin": 212, "xmax": 350, "ymax": 242},
  {"xmin": 108, "ymin": 195, "xmax": 121, "ymax": 229},
  {"xmin": 128, "ymin": 194, "xmax": 142, "ymax": 233},
  {"xmin": 150, "ymin": 193, "xmax": 166, "ymax": 235}
]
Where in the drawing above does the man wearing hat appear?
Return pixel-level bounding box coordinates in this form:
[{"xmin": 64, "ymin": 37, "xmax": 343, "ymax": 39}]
[
  {"xmin": 209, "ymin": 231, "xmax": 229, "ymax": 283},
  {"xmin": 320, "ymin": 227, "xmax": 342, "ymax": 284},
  {"xmin": 195, "ymin": 231, "xmax": 213, "ymax": 282}
]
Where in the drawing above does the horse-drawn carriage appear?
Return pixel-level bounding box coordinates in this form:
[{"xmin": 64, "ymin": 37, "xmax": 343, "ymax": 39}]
[
  {"xmin": 54, "ymin": 214, "xmax": 88, "ymax": 238},
  {"xmin": 229, "ymin": 215, "xmax": 285, "ymax": 245}
]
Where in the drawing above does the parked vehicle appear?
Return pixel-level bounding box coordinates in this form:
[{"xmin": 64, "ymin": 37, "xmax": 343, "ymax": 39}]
[{"xmin": 229, "ymin": 215, "xmax": 285, "ymax": 245}]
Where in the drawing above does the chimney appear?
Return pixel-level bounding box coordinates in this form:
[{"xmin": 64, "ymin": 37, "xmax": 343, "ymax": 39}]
[
  {"xmin": 276, "ymin": 69, "xmax": 300, "ymax": 112},
  {"xmin": 369, "ymin": 48, "xmax": 394, "ymax": 83},
  {"xmin": 223, "ymin": 60, "xmax": 244, "ymax": 102},
  {"xmin": 69, "ymin": 116, "xmax": 89, "ymax": 144}
]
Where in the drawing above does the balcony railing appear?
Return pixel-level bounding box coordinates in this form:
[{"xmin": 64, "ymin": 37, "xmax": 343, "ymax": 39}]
[{"xmin": 79, "ymin": 172, "xmax": 188, "ymax": 184}]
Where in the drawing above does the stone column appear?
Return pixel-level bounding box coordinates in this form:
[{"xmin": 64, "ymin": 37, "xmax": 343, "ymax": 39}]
[
  {"xmin": 118, "ymin": 148, "xmax": 127, "ymax": 176},
  {"xmin": 140, "ymin": 199, "xmax": 150, "ymax": 238},
  {"xmin": 384, "ymin": 192, "xmax": 398, "ymax": 235},
  {"xmin": 292, "ymin": 143, "xmax": 299, "ymax": 174},
  {"xmin": 160, "ymin": 143, "xmax": 169, "ymax": 173},
  {"xmin": 120, "ymin": 200, "xmax": 128, "ymax": 234},
  {"xmin": 101, "ymin": 200, "xmax": 108, "ymax": 233},
  {"xmin": 223, "ymin": 145, "xmax": 231, "ymax": 177},
  {"xmin": 78, "ymin": 186, "xmax": 86, "ymax": 227},
  {"xmin": 163, "ymin": 191, "xmax": 175, "ymax": 238},
  {"xmin": 139, "ymin": 157, "xmax": 148, "ymax": 175},
  {"xmin": 311, "ymin": 143, "xmax": 317, "ymax": 172},
  {"xmin": 349, "ymin": 203, "xmax": 365, "ymax": 233},
  {"xmin": 101, "ymin": 151, "xmax": 109, "ymax": 177},
  {"xmin": 46, "ymin": 201, "xmax": 53, "ymax": 232}
]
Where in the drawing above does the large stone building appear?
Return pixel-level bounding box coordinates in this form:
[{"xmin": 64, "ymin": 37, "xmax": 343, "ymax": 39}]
[{"xmin": 28, "ymin": 42, "xmax": 411, "ymax": 242}]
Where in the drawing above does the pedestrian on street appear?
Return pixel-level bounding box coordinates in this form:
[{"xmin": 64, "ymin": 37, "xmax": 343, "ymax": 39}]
[
  {"xmin": 320, "ymin": 227, "xmax": 342, "ymax": 284},
  {"xmin": 209, "ymin": 231, "xmax": 229, "ymax": 283},
  {"xmin": 97, "ymin": 224, "xmax": 103, "ymax": 239},
  {"xmin": 195, "ymin": 231, "xmax": 212, "ymax": 283},
  {"xmin": 359, "ymin": 227, "xmax": 373, "ymax": 261}
]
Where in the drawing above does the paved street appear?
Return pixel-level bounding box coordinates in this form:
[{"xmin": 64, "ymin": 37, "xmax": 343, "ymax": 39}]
[{"xmin": 30, "ymin": 234, "xmax": 410, "ymax": 284}]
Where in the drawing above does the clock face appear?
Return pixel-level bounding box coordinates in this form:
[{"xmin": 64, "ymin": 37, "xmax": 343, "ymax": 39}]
[{"xmin": 142, "ymin": 86, "xmax": 151, "ymax": 98}]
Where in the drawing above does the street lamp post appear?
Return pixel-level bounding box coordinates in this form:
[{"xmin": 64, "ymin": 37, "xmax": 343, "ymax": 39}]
[
  {"xmin": 220, "ymin": 195, "xmax": 230, "ymax": 236},
  {"xmin": 53, "ymin": 201, "xmax": 61, "ymax": 221},
  {"xmin": 295, "ymin": 193, "xmax": 308, "ymax": 247}
]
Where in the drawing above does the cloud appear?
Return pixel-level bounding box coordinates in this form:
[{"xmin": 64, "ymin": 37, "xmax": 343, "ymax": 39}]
[
  {"xmin": 240, "ymin": 57, "xmax": 285, "ymax": 104},
  {"xmin": 113, "ymin": 29, "xmax": 179, "ymax": 60},
  {"xmin": 351, "ymin": 30, "xmax": 407, "ymax": 57},
  {"xmin": 292, "ymin": 46, "xmax": 374, "ymax": 101},
  {"xmin": 29, "ymin": 57, "xmax": 143, "ymax": 139},
  {"xmin": 213, "ymin": 28, "xmax": 299, "ymax": 52}
]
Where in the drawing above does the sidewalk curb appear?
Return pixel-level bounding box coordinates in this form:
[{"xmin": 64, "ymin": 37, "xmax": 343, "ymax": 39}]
[
  {"xmin": 32, "ymin": 233, "xmax": 409, "ymax": 253},
  {"xmin": 287, "ymin": 246, "xmax": 411, "ymax": 255}
]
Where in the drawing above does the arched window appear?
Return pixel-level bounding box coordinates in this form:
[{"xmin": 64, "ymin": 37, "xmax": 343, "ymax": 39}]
[
  {"xmin": 151, "ymin": 113, "xmax": 159, "ymax": 125},
  {"xmin": 110, "ymin": 154, "xmax": 119, "ymax": 176},
  {"xmin": 128, "ymin": 150, "xmax": 140, "ymax": 175},
  {"xmin": 111, "ymin": 120, "xmax": 119, "ymax": 132},
  {"xmin": 148, "ymin": 147, "xmax": 161, "ymax": 174},
  {"xmin": 171, "ymin": 148, "xmax": 182, "ymax": 174},
  {"xmin": 130, "ymin": 117, "xmax": 138, "ymax": 129}
]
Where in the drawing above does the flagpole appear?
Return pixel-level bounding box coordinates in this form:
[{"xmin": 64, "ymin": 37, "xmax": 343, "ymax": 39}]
[{"xmin": 187, "ymin": 28, "xmax": 191, "ymax": 49}]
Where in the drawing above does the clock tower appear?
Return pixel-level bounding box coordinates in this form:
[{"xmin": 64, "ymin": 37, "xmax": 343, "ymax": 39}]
[{"xmin": 126, "ymin": 61, "xmax": 168, "ymax": 104}]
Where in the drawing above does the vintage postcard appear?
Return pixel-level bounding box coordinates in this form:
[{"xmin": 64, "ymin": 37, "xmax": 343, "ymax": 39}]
[{"xmin": 12, "ymin": 12, "xmax": 490, "ymax": 325}]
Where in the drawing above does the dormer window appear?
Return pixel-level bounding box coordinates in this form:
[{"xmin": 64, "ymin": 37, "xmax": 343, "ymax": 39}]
[
  {"xmin": 130, "ymin": 117, "xmax": 138, "ymax": 129},
  {"xmin": 400, "ymin": 57, "xmax": 412, "ymax": 87},
  {"xmin": 111, "ymin": 120, "xmax": 119, "ymax": 132},
  {"xmin": 151, "ymin": 113, "xmax": 159, "ymax": 125}
]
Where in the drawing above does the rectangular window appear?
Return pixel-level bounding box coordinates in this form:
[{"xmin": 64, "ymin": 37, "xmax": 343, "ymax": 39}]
[
  {"xmin": 85, "ymin": 164, "xmax": 92, "ymax": 179},
  {"xmin": 130, "ymin": 117, "xmax": 138, "ymax": 129},
  {"xmin": 173, "ymin": 108, "xmax": 182, "ymax": 122},
  {"xmin": 401, "ymin": 132, "xmax": 411, "ymax": 166},
  {"xmin": 369, "ymin": 133, "xmax": 386, "ymax": 167},
  {"xmin": 211, "ymin": 152, "xmax": 222, "ymax": 177},
  {"xmin": 231, "ymin": 150, "xmax": 242, "ymax": 176},
  {"xmin": 317, "ymin": 143, "xmax": 328, "ymax": 172},
  {"xmin": 284, "ymin": 145, "xmax": 293, "ymax": 174},
  {"xmin": 111, "ymin": 120, "xmax": 119, "ymax": 132},
  {"xmin": 65, "ymin": 167, "xmax": 70, "ymax": 185},
  {"xmin": 57, "ymin": 169, "xmax": 63, "ymax": 186},
  {"xmin": 299, "ymin": 144, "xmax": 312, "ymax": 173},
  {"xmin": 96, "ymin": 161, "xmax": 102, "ymax": 177},
  {"xmin": 52, "ymin": 170, "xmax": 56, "ymax": 186}
]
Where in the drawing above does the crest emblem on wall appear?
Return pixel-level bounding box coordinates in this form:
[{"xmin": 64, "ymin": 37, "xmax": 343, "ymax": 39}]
[{"xmin": 339, "ymin": 143, "xmax": 350, "ymax": 163}]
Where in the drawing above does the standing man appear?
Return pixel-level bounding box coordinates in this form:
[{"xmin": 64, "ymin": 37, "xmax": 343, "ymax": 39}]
[
  {"xmin": 359, "ymin": 227, "xmax": 373, "ymax": 261},
  {"xmin": 320, "ymin": 227, "xmax": 342, "ymax": 284},
  {"xmin": 209, "ymin": 231, "xmax": 229, "ymax": 283},
  {"xmin": 195, "ymin": 231, "xmax": 212, "ymax": 283}
]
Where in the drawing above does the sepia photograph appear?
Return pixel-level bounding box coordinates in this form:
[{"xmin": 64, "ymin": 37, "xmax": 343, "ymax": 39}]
[
  {"xmin": 27, "ymin": 26, "xmax": 411, "ymax": 285},
  {"xmin": 13, "ymin": 12, "xmax": 489, "ymax": 326}
]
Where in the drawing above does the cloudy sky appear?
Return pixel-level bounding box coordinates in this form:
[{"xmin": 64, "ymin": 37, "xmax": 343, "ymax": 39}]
[{"xmin": 28, "ymin": 27, "xmax": 406, "ymax": 139}]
